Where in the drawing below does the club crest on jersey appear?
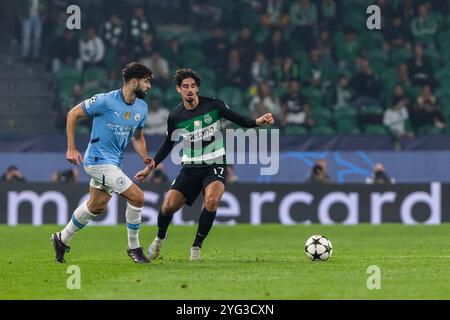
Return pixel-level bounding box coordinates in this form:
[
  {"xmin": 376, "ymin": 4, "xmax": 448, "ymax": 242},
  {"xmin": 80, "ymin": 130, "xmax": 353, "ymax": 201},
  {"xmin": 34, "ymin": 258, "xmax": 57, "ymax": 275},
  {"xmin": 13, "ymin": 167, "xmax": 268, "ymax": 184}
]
[
  {"xmin": 125, "ymin": 111, "xmax": 131, "ymax": 121},
  {"xmin": 204, "ymin": 114, "xmax": 212, "ymax": 124},
  {"xmin": 135, "ymin": 113, "xmax": 141, "ymax": 122}
]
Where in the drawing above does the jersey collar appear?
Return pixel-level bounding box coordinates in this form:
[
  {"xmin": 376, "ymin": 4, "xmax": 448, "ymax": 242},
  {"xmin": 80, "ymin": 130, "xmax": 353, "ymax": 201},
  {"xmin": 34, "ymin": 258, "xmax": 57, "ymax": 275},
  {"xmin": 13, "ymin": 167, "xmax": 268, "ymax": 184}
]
[{"xmin": 119, "ymin": 88, "xmax": 135, "ymax": 106}]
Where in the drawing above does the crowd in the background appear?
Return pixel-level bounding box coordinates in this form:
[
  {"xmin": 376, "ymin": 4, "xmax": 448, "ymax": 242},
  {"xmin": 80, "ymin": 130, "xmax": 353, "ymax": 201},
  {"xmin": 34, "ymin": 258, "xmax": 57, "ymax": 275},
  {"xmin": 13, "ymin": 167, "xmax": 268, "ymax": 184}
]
[{"xmin": 13, "ymin": 0, "xmax": 450, "ymax": 149}]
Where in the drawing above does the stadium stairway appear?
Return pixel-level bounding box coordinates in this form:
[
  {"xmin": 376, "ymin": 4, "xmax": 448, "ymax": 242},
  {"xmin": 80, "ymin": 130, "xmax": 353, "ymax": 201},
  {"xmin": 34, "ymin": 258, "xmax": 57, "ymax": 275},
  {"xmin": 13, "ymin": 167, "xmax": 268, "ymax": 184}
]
[{"xmin": 0, "ymin": 42, "xmax": 56, "ymax": 134}]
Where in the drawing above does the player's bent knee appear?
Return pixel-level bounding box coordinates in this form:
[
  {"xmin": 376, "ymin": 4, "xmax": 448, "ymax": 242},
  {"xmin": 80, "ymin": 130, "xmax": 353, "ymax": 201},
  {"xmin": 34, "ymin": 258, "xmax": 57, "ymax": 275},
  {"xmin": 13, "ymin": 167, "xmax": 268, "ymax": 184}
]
[
  {"xmin": 204, "ymin": 197, "xmax": 220, "ymax": 212},
  {"xmin": 88, "ymin": 205, "xmax": 107, "ymax": 215},
  {"xmin": 162, "ymin": 202, "xmax": 178, "ymax": 215}
]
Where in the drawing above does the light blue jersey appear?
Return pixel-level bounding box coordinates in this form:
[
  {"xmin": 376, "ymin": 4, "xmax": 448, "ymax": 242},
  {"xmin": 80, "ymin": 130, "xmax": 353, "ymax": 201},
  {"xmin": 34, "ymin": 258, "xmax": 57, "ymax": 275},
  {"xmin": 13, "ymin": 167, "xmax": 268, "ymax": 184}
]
[{"xmin": 81, "ymin": 89, "xmax": 148, "ymax": 167}]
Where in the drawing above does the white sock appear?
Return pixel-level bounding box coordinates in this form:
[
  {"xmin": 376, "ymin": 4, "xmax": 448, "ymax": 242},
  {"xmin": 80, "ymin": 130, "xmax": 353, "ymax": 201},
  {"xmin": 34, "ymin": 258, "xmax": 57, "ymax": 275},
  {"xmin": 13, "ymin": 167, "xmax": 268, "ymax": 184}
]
[
  {"xmin": 126, "ymin": 203, "xmax": 142, "ymax": 250},
  {"xmin": 60, "ymin": 201, "xmax": 96, "ymax": 244}
]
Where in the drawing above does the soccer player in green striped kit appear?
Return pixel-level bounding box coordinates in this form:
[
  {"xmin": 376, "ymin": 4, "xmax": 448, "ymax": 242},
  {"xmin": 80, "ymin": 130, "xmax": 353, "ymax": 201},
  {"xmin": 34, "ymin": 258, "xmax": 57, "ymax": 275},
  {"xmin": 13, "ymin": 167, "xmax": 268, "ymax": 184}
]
[{"xmin": 142, "ymin": 68, "xmax": 274, "ymax": 261}]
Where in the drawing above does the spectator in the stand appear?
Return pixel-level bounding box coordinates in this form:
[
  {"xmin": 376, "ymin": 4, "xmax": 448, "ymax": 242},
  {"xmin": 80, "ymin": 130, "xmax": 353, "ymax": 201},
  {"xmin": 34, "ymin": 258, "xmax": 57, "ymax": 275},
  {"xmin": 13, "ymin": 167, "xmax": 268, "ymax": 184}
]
[
  {"xmin": 316, "ymin": 29, "xmax": 335, "ymax": 65},
  {"xmin": 149, "ymin": 164, "xmax": 169, "ymax": 184},
  {"xmin": 79, "ymin": 27, "xmax": 105, "ymax": 69},
  {"xmin": 234, "ymin": 27, "xmax": 257, "ymax": 77},
  {"xmin": 102, "ymin": 14, "xmax": 125, "ymax": 51},
  {"xmin": 203, "ymin": 26, "xmax": 229, "ymax": 75},
  {"xmin": 335, "ymin": 27, "xmax": 361, "ymax": 70},
  {"xmin": 163, "ymin": 37, "xmax": 184, "ymax": 71},
  {"xmin": 407, "ymin": 43, "xmax": 435, "ymax": 88},
  {"xmin": 290, "ymin": 0, "xmax": 318, "ymax": 51},
  {"xmin": 141, "ymin": 51, "xmax": 170, "ymax": 88},
  {"xmin": 411, "ymin": 3, "xmax": 438, "ymax": 48},
  {"xmin": 412, "ymin": 84, "xmax": 446, "ymax": 131},
  {"xmin": 52, "ymin": 29, "xmax": 81, "ymax": 74},
  {"xmin": 273, "ymin": 56, "xmax": 300, "ymax": 88},
  {"xmin": 260, "ymin": 0, "xmax": 290, "ymax": 30},
  {"xmin": 319, "ymin": 0, "xmax": 337, "ymax": 30},
  {"xmin": 264, "ymin": 28, "xmax": 291, "ymax": 63},
  {"xmin": 365, "ymin": 163, "xmax": 395, "ymax": 184},
  {"xmin": 280, "ymin": 80, "xmax": 314, "ymax": 129},
  {"xmin": 249, "ymin": 81, "xmax": 281, "ymax": 119},
  {"xmin": 1, "ymin": 165, "xmax": 26, "ymax": 183},
  {"xmin": 307, "ymin": 160, "xmax": 331, "ymax": 184},
  {"xmin": 52, "ymin": 168, "xmax": 79, "ymax": 183},
  {"xmin": 333, "ymin": 74, "xmax": 353, "ymax": 109},
  {"xmin": 374, "ymin": 0, "xmax": 394, "ymax": 26},
  {"xmin": 18, "ymin": 0, "xmax": 47, "ymax": 61},
  {"xmin": 225, "ymin": 48, "xmax": 249, "ymax": 88},
  {"xmin": 144, "ymin": 97, "xmax": 170, "ymax": 135},
  {"xmin": 383, "ymin": 91, "xmax": 412, "ymax": 150},
  {"xmin": 350, "ymin": 57, "xmax": 382, "ymax": 108},
  {"xmin": 190, "ymin": 0, "xmax": 223, "ymax": 29},
  {"xmin": 135, "ymin": 33, "xmax": 156, "ymax": 61},
  {"xmin": 398, "ymin": 0, "xmax": 416, "ymax": 27},
  {"xmin": 385, "ymin": 13, "xmax": 411, "ymax": 50},
  {"xmin": 301, "ymin": 48, "xmax": 333, "ymax": 89},
  {"xmin": 251, "ymin": 51, "xmax": 271, "ymax": 84},
  {"xmin": 128, "ymin": 6, "xmax": 154, "ymax": 53},
  {"xmin": 396, "ymin": 64, "xmax": 415, "ymax": 99}
]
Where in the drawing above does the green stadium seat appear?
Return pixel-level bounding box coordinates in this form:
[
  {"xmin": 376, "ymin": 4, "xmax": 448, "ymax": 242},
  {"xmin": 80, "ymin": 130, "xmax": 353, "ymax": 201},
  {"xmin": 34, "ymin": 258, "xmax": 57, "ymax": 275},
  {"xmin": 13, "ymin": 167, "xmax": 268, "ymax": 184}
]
[
  {"xmin": 284, "ymin": 125, "xmax": 308, "ymax": 135},
  {"xmin": 164, "ymin": 89, "xmax": 182, "ymax": 109},
  {"xmin": 311, "ymin": 125, "xmax": 335, "ymax": 134},
  {"xmin": 83, "ymin": 67, "xmax": 108, "ymax": 86},
  {"xmin": 146, "ymin": 87, "xmax": 164, "ymax": 100},
  {"xmin": 312, "ymin": 108, "xmax": 333, "ymax": 126},
  {"xmin": 390, "ymin": 48, "xmax": 413, "ymax": 66},
  {"xmin": 218, "ymin": 86, "xmax": 243, "ymax": 107},
  {"xmin": 417, "ymin": 125, "xmax": 443, "ymax": 134},
  {"xmin": 302, "ymin": 87, "xmax": 323, "ymax": 108},
  {"xmin": 364, "ymin": 124, "xmax": 387, "ymax": 135},
  {"xmin": 335, "ymin": 118, "xmax": 359, "ymax": 134}
]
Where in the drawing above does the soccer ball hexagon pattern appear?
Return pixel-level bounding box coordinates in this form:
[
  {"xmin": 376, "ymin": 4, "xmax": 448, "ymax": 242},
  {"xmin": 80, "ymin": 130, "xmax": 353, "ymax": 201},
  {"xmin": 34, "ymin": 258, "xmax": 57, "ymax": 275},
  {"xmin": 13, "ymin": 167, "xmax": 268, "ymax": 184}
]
[{"xmin": 305, "ymin": 235, "xmax": 333, "ymax": 261}]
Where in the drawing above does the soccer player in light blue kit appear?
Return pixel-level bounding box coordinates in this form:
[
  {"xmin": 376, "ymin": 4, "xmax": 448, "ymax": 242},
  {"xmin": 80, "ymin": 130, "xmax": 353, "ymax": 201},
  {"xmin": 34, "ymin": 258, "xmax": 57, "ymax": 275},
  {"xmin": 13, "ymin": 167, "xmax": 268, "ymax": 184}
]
[{"xmin": 51, "ymin": 62, "xmax": 156, "ymax": 263}]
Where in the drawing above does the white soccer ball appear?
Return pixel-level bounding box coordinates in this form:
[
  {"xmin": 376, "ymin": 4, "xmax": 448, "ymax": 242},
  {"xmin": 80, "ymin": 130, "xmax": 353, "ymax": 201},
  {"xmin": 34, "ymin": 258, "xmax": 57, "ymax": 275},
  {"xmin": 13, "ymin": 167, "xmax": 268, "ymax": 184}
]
[{"xmin": 305, "ymin": 235, "xmax": 333, "ymax": 261}]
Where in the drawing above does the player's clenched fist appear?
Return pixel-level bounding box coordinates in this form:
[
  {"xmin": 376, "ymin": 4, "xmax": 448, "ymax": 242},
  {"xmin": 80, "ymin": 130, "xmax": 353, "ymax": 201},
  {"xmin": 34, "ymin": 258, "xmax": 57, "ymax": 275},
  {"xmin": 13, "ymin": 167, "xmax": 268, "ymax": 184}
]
[
  {"xmin": 256, "ymin": 113, "xmax": 275, "ymax": 126},
  {"xmin": 66, "ymin": 148, "xmax": 83, "ymax": 166}
]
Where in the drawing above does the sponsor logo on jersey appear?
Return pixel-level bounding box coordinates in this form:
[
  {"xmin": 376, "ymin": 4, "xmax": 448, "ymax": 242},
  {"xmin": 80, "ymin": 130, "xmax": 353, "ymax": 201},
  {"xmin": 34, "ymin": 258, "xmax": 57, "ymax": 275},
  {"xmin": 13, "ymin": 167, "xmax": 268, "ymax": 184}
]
[{"xmin": 194, "ymin": 120, "xmax": 201, "ymax": 127}]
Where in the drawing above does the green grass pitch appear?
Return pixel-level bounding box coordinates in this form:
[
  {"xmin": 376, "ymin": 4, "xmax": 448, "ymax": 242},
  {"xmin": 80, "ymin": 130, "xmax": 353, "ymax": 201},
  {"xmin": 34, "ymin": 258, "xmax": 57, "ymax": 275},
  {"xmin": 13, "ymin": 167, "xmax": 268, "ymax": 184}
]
[{"xmin": 1, "ymin": 224, "xmax": 450, "ymax": 299}]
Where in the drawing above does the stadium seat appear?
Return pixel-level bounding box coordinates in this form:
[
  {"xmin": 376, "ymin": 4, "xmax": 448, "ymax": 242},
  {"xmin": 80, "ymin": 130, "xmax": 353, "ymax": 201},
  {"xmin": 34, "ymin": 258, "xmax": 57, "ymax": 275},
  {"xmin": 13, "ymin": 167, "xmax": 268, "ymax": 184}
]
[
  {"xmin": 83, "ymin": 67, "xmax": 108, "ymax": 87},
  {"xmin": 164, "ymin": 89, "xmax": 182, "ymax": 109},
  {"xmin": 364, "ymin": 124, "xmax": 387, "ymax": 135},
  {"xmin": 311, "ymin": 125, "xmax": 335, "ymax": 134},
  {"xmin": 417, "ymin": 125, "xmax": 443, "ymax": 134},
  {"xmin": 218, "ymin": 86, "xmax": 243, "ymax": 107},
  {"xmin": 312, "ymin": 108, "xmax": 333, "ymax": 126},
  {"xmin": 147, "ymin": 87, "xmax": 164, "ymax": 100},
  {"xmin": 390, "ymin": 48, "xmax": 413, "ymax": 66},
  {"xmin": 284, "ymin": 125, "xmax": 308, "ymax": 135},
  {"xmin": 302, "ymin": 87, "xmax": 323, "ymax": 109}
]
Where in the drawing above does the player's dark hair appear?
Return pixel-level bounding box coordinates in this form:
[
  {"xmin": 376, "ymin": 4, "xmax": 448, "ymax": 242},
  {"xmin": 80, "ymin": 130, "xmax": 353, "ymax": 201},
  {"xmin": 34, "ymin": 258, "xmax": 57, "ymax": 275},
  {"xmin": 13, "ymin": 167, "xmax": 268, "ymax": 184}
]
[
  {"xmin": 122, "ymin": 62, "xmax": 153, "ymax": 83},
  {"xmin": 173, "ymin": 68, "xmax": 201, "ymax": 87}
]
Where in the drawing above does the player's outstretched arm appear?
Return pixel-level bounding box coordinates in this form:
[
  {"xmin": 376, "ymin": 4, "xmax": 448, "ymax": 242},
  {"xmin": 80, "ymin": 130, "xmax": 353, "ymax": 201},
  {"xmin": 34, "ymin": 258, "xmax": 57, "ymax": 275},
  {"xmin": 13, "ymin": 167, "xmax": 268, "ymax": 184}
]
[
  {"xmin": 220, "ymin": 101, "xmax": 275, "ymax": 128},
  {"xmin": 66, "ymin": 104, "xmax": 86, "ymax": 166}
]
